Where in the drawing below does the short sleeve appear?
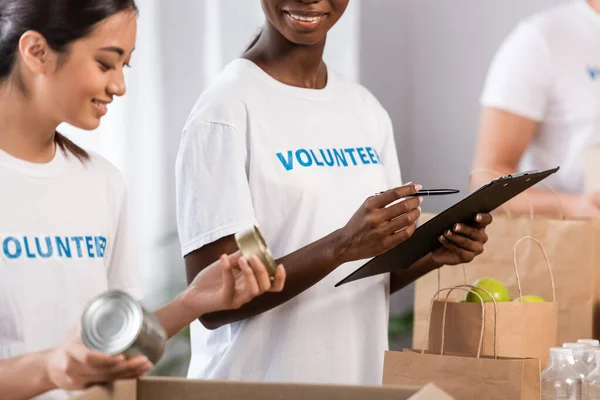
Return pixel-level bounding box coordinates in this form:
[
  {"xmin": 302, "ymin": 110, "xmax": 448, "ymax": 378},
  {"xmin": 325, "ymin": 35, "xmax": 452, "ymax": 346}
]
[
  {"xmin": 379, "ymin": 110, "xmax": 403, "ymax": 189},
  {"xmin": 175, "ymin": 119, "xmax": 257, "ymax": 257},
  {"xmin": 105, "ymin": 183, "xmax": 143, "ymax": 300},
  {"xmin": 480, "ymin": 21, "xmax": 553, "ymax": 121}
]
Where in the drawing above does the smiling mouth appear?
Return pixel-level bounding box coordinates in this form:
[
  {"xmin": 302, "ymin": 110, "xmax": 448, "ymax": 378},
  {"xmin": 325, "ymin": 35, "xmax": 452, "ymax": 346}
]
[
  {"xmin": 92, "ymin": 99, "xmax": 109, "ymax": 116},
  {"xmin": 283, "ymin": 10, "xmax": 327, "ymax": 28}
]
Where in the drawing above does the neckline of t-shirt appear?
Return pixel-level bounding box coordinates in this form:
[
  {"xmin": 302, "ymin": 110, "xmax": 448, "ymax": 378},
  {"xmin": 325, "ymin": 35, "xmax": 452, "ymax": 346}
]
[
  {"xmin": 578, "ymin": 0, "xmax": 600, "ymax": 26},
  {"xmin": 0, "ymin": 144, "xmax": 70, "ymax": 177},
  {"xmin": 233, "ymin": 58, "xmax": 337, "ymax": 101}
]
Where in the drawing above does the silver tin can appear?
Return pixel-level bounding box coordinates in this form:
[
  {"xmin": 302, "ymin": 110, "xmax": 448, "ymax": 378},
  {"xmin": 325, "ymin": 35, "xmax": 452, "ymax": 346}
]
[
  {"xmin": 80, "ymin": 290, "xmax": 166, "ymax": 364},
  {"xmin": 234, "ymin": 225, "xmax": 277, "ymax": 276}
]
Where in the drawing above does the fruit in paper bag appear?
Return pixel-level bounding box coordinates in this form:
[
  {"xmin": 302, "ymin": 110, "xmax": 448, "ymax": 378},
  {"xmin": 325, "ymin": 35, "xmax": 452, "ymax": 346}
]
[
  {"xmin": 465, "ymin": 277, "xmax": 511, "ymax": 303},
  {"xmin": 512, "ymin": 295, "xmax": 545, "ymax": 303}
]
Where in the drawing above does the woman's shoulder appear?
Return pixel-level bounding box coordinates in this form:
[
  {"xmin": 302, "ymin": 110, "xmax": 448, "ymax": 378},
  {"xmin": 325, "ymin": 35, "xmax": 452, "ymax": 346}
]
[
  {"xmin": 330, "ymin": 71, "xmax": 384, "ymax": 104},
  {"xmin": 70, "ymin": 151, "xmax": 126, "ymax": 192},
  {"xmin": 331, "ymin": 71, "xmax": 390, "ymax": 119},
  {"xmin": 529, "ymin": 1, "xmax": 584, "ymax": 24},
  {"xmin": 183, "ymin": 60, "xmax": 254, "ymax": 132},
  {"xmin": 84, "ymin": 150, "xmax": 122, "ymax": 173},
  {"xmin": 524, "ymin": 1, "xmax": 586, "ymax": 41}
]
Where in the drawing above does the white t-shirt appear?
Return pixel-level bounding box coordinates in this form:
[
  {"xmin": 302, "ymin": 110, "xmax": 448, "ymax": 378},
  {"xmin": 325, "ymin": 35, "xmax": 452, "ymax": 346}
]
[
  {"xmin": 481, "ymin": 0, "xmax": 600, "ymax": 193},
  {"xmin": 0, "ymin": 146, "xmax": 141, "ymax": 400},
  {"xmin": 176, "ymin": 59, "xmax": 403, "ymax": 385}
]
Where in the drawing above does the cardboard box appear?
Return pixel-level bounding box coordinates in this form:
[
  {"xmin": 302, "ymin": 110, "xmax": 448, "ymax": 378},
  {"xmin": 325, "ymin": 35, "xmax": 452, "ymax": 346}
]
[{"xmin": 75, "ymin": 377, "xmax": 454, "ymax": 400}]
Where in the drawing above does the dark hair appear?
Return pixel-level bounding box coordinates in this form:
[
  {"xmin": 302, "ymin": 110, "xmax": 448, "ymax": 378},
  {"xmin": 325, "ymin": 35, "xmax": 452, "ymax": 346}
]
[{"xmin": 0, "ymin": 0, "xmax": 138, "ymax": 161}]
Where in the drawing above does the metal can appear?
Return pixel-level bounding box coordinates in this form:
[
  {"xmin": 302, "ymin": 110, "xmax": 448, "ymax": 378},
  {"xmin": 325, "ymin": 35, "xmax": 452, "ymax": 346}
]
[
  {"xmin": 234, "ymin": 225, "xmax": 277, "ymax": 276},
  {"xmin": 80, "ymin": 290, "xmax": 166, "ymax": 364}
]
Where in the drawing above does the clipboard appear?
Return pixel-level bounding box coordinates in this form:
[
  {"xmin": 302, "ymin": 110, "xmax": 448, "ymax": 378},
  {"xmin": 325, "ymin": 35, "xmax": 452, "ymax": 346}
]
[{"xmin": 335, "ymin": 167, "xmax": 559, "ymax": 287}]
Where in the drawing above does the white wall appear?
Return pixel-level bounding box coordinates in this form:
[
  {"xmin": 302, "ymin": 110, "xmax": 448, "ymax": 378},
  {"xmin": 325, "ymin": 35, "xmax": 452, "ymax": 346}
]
[
  {"xmin": 361, "ymin": 0, "xmax": 567, "ymax": 212},
  {"xmin": 358, "ymin": 0, "xmax": 567, "ymax": 315}
]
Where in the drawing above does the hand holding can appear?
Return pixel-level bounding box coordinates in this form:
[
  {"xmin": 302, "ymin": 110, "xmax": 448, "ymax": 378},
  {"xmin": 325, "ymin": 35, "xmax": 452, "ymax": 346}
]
[
  {"xmin": 79, "ymin": 226, "xmax": 285, "ymax": 362},
  {"xmin": 182, "ymin": 244, "xmax": 286, "ymax": 315},
  {"xmin": 46, "ymin": 322, "xmax": 152, "ymax": 390},
  {"xmin": 80, "ymin": 291, "xmax": 166, "ymax": 365}
]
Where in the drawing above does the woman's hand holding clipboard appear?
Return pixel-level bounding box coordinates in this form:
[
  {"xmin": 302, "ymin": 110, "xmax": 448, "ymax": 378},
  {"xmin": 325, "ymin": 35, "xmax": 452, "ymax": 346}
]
[
  {"xmin": 336, "ymin": 167, "xmax": 560, "ymax": 286},
  {"xmin": 337, "ymin": 183, "xmax": 492, "ymax": 276}
]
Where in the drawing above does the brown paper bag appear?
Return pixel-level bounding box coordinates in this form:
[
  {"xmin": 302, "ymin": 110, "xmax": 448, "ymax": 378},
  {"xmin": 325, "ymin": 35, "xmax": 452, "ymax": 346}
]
[
  {"xmin": 413, "ymin": 213, "xmax": 600, "ymax": 348},
  {"xmin": 385, "ymin": 286, "xmax": 540, "ymax": 400},
  {"xmin": 427, "ymin": 236, "xmax": 558, "ymax": 368}
]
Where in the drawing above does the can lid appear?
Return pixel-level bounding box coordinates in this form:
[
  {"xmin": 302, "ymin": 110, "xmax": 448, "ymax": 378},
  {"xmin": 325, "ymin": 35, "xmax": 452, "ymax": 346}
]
[
  {"xmin": 80, "ymin": 290, "xmax": 142, "ymax": 355},
  {"xmin": 234, "ymin": 226, "xmax": 277, "ymax": 275}
]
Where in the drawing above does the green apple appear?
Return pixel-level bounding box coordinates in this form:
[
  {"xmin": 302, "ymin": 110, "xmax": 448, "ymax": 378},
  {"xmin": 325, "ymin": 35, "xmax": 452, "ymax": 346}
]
[
  {"xmin": 465, "ymin": 277, "xmax": 511, "ymax": 303},
  {"xmin": 512, "ymin": 295, "xmax": 545, "ymax": 303}
]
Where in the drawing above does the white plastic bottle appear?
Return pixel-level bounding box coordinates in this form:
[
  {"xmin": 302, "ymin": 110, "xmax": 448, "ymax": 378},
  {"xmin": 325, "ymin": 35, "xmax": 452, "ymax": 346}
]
[
  {"xmin": 577, "ymin": 339, "xmax": 599, "ymax": 371},
  {"xmin": 542, "ymin": 348, "xmax": 582, "ymax": 400},
  {"xmin": 564, "ymin": 343, "xmax": 593, "ymax": 378},
  {"xmin": 577, "ymin": 339, "xmax": 600, "ymax": 347},
  {"xmin": 583, "ymin": 349, "xmax": 600, "ymax": 400}
]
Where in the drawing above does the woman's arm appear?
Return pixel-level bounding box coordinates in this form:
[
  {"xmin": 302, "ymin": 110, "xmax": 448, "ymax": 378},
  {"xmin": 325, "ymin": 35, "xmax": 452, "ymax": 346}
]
[
  {"xmin": 154, "ymin": 252, "xmax": 285, "ymax": 338},
  {"xmin": 185, "ymin": 231, "xmax": 347, "ymax": 330},
  {"xmin": 0, "ymin": 335, "xmax": 150, "ymax": 400},
  {"xmin": 0, "ymin": 351, "xmax": 55, "ymax": 400},
  {"xmin": 1, "ymin": 253, "xmax": 285, "ymax": 399},
  {"xmin": 185, "ymin": 184, "xmax": 423, "ymax": 330},
  {"xmin": 472, "ymin": 19, "xmax": 600, "ymax": 219},
  {"xmin": 185, "ymin": 185, "xmax": 492, "ymax": 330},
  {"xmin": 472, "ymin": 108, "xmax": 600, "ymax": 219},
  {"xmin": 390, "ymin": 253, "xmax": 442, "ymax": 294}
]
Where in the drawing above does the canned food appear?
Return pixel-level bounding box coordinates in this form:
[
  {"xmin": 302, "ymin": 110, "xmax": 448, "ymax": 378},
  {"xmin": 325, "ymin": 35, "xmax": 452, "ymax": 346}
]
[
  {"xmin": 234, "ymin": 225, "xmax": 277, "ymax": 276},
  {"xmin": 80, "ymin": 290, "xmax": 166, "ymax": 364}
]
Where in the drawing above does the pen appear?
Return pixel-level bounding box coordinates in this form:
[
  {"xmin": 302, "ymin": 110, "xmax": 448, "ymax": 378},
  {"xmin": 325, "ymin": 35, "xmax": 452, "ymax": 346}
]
[
  {"xmin": 372, "ymin": 189, "xmax": 459, "ymax": 198},
  {"xmin": 412, "ymin": 189, "xmax": 460, "ymax": 197}
]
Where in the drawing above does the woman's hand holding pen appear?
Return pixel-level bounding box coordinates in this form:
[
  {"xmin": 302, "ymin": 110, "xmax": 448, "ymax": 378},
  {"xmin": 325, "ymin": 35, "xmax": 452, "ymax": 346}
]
[
  {"xmin": 336, "ymin": 182, "xmax": 493, "ymax": 267},
  {"xmin": 336, "ymin": 184, "xmax": 423, "ymax": 264}
]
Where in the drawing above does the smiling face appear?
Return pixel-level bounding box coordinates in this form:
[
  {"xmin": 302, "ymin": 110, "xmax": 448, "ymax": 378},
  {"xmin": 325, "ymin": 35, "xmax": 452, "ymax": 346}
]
[
  {"xmin": 261, "ymin": 0, "xmax": 349, "ymax": 45},
  {"xmin": 33, "ymin": 10, "xmax": 137, "ymax": 130}
]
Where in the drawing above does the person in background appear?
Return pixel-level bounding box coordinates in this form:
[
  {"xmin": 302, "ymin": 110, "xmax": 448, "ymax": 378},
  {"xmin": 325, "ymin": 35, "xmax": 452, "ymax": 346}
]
[
  {"xmin": 472, "ymin": 0, "xmax": 600, "ymax": 218},
  {"xmin": 176, "ymin": 0, "xmax": 493, "ymax": 386},
  {"xmin": 0, "ymin": 1, "xmax": 285, "ymax": 399}
]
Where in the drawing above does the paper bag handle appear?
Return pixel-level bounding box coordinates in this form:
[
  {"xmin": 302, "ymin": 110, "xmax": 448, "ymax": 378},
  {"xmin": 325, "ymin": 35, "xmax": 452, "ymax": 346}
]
[
  {"xmin": 436, "ymin": 265, "xmax": 468, "ymax": 294},
  {"xmin": 513, "ymin": 236, "xmax": 556, "ymax": 302},
  {"xmin": 422, "ymin": 284, "xmax": 498, "ymax": 359},
  {"xmin": 442, "ymin": 285, "xmax": 498, "ymax": 359},
  {"xmin": 469, "ymin": 168, "xmax": 533, "ymax": 220}
]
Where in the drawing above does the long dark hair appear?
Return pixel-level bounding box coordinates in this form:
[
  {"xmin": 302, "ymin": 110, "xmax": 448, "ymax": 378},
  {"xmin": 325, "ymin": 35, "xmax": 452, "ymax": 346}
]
[{"xmin": 0, "ymin": 0, "xmax": 138, "ymax": 161}]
